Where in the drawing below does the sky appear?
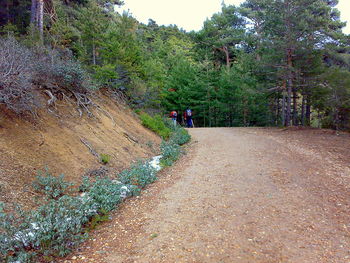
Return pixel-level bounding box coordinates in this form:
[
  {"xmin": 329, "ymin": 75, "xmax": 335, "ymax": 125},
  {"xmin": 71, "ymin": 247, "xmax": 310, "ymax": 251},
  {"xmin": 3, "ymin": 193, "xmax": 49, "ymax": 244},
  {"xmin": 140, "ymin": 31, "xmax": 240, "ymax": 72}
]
[{"xmin": 117, "ymin": 0, "xmax": 350, "ymax": 34}]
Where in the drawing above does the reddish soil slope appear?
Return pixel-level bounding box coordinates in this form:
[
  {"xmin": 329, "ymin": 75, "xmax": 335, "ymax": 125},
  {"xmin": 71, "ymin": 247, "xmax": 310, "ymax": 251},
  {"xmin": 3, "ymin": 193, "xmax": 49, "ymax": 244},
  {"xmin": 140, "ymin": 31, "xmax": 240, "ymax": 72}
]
[{"xmin": 0, "ymin": 94, "xmax": 161, "ymax": 210}]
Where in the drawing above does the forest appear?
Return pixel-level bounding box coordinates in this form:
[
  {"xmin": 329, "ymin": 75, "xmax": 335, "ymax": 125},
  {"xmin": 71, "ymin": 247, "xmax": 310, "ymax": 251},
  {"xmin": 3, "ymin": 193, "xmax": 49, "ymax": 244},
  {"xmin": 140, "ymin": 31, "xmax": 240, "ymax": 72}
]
[{"xmin": 0, "ymin": 0, "xmax": 350, "ymax": 129}]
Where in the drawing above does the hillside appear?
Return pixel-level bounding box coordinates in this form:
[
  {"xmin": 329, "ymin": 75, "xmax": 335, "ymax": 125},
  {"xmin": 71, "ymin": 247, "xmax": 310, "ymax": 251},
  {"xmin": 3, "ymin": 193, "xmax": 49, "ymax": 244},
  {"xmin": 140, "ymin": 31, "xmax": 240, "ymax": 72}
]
[{"xmin": 0, "ymin": 93, "xmax": 161, "ymax": 211}]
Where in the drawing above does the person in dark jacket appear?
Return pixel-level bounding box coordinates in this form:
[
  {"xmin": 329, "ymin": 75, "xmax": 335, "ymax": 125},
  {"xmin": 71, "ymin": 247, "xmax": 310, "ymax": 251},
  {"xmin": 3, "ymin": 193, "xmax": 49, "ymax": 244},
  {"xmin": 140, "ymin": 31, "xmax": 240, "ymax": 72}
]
[{"xmin": 183, "ymin": 108, "xmax": 193, "ymax": 128}]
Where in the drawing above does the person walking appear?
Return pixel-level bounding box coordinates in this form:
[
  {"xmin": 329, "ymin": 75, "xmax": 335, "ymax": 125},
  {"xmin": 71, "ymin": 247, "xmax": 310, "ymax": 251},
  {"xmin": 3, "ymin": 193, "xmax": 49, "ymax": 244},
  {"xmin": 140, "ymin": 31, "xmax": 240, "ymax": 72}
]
[
  {"xmin": 169, "ymin": 110, "xmax": 178, "ymax": 127},
  {"xmin": 184, "ymin": 108, "xmax": 193, "ymax": 128}
]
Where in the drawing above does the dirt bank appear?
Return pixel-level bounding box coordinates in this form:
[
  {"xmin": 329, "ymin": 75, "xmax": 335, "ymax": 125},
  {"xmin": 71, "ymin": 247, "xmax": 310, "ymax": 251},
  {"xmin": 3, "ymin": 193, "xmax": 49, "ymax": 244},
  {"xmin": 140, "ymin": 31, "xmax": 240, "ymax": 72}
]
[{"xmin": 0, "ymin": 95, "xmax": 161, "ymax": 210}]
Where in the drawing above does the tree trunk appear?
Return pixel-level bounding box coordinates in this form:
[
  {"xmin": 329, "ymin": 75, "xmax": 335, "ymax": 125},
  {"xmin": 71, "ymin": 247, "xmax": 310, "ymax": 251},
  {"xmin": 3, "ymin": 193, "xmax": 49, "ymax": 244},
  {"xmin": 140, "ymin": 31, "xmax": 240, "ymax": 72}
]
[
  {"xmin": 31, "ymin": 0, "xmax": 37, "ymax": 24},
  {"xmin": 277, "ymin": 95, "xmax": 281, "ymax": 126},
  {"xmin": 37, "ymin": 0, "xmax": 44, "ymax": 40},
  {"xmin": 30, "ymin": 0, "xmax": 44, "ymax": 41},
  {"xmin": 5, "ymin": 0, "xmax": 10, "ymax": 24},
  {"xmin": 292, "ymin": 89, "xmax": 298, "ymax": 126},
  {"xmin": 282, "ymin": 91, "xmax": 286, "ymax": 126},
  {"xmin": 92, "ymin": 40, "xmax": 96, "ymax": 65},
  {"xmin": 286, "ymin": 49, "xmax": 293, "ymax": 127},
  {"xmin": 243, "ymin": 98, "xmax": 248, "ymax": 127},
  {"xmin": 216, "ymin": 46, "xmax": 230, "ymax": 69},
  {"xmin": 306, "ymin": 93, "xmax": 311, "ymax": 126},
  {"xmin": 301, "ymin": 93, "xmax": 305, "ymax": 126},
  {"xmin": 0, "ymin": 0, "xmax": 9, "ymax": 26}
]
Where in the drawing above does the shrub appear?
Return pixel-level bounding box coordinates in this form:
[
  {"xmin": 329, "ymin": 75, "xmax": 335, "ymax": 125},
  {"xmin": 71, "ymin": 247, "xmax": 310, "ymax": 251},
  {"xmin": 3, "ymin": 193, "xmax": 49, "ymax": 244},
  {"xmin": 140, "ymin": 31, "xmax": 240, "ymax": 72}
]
[
  {"xmin": 170, "ymin": 127, "xmax": 191, "ymax": 145},
  {"xmin": 83, "ymin": 177, "xmax": 122, "ymax": 213},
  {"xmin": 33, "ymin": 48, "xmax": 92, "ymax": 94},
  {"xmin": 0, "ymin": 36, "xmax": 95, "ymax": 117},
  {"xmin": 99, "ymin": 154, "xmax": 111, "ymax": 165},
  {"xmin": 160, "ymin": 140, "xmax": 181, "ymax": 167},
  {"xmin": 0, "ymin": 203, "xmax": 35, "ymax": 262},
  {"xmin": 0, "ymin": 36, "xmax": 39, "ymax": 115},
  {"xmin": 79, "ymin": 176, "xmax": 91, "ymax": 192},
  {"xmin": 32, "ymin": 169, "xmax": 73, "ymax": 200},
  {"xmin": 32, "ymin": 48, "xmax": 95, "ymax": 115},
  {"xmin": 30, "ymin": 196, "xmax": 95, "ymax": 257},
  {"xmin": 0, "ymin": 195, "xmax": 96, "ymax": 261},
  {"xmin": 118, "ymin": 161, "xmax": 157, "ymax": 189},
  {"xmin": 139, "ymin": 113, "xmax": 171, "ymax": 139},
  {"xmin": 134, "ymin": 109, "xmax": 141, "ymax": 115},
  {"xmin": 81, "ymin": 177, "xmax": 138, "ymax": 213}
]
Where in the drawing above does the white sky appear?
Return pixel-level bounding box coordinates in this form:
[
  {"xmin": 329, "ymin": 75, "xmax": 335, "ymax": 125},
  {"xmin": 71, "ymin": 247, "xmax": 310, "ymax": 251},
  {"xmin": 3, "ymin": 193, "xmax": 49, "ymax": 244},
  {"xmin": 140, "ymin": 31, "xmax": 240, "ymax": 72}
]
[{"xmin": 117, "ymin": 0, "xmax": 350, "ymax": 34}]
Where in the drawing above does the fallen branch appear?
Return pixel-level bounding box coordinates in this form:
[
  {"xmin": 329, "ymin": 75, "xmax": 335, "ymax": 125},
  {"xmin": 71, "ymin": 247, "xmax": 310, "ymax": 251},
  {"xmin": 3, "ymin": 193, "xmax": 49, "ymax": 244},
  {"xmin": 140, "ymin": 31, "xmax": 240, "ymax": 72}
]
[{"xmin": 80, "ymin": 138, "xmax": 99, "ymax": 158}]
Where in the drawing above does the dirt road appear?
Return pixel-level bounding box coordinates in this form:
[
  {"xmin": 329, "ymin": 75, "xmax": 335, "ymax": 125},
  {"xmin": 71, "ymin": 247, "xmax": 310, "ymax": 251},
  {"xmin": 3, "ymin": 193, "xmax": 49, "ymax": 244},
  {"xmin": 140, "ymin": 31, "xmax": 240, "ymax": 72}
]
[{"xmin": 65, "ymin": 128, "xmax": 350, "ymax": 263}]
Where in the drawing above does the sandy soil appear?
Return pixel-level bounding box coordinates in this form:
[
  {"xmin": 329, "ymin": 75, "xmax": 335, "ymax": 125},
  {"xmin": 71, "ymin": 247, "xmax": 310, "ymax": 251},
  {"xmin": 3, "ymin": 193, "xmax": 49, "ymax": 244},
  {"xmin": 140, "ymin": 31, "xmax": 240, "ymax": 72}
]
[
  {"xmin": 0, "ymin": 95, "xmax": 160, "ymax": 211},
  {"xmin": 63, "ymin": 127, "xmax": 350, "ymax": 263}
]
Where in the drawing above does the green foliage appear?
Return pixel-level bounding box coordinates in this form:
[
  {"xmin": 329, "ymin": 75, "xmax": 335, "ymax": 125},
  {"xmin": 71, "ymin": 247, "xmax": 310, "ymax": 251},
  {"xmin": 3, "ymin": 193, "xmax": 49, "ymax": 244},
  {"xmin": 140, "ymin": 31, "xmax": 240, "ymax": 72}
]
[
  {"xmin": 0, "ymin": 195, "xmax": 95, "ymax": 261},
  {"xmin": 134, "ymin": 109, "xmax": 142, "ymax": 115},
  {"xmin": 32, "ymin": 169, "xmax": 73, "ymax": 200},
  {"xmin": 30, "ymin": 196, "xmax": 94, "ymax": 257},
  {"xmin": 140, "ymin": 113, "xmax": 171, "ymax": 139},
  {"xmin": 81, "ymin": 177, "xmax": 123, "ymax": 213},
  {"xmin": 33, "ymin": 48, "xmax": 94, "ymax": 94},
  {"xmin": 99, "ymin": 154, "xmax": 111, "ymax": 165},
  {"xmin": 163, "ymin": 119, "xmax": 191, "ymax": 145},
  {"xmin": 118, "ymin": 161, "xmax": 157, "ymax": 189},
  {"xmin": 86, "ymin": 213, "xmax": 110, "ymax": 231},
  {"xmin": 170, "ymin": 128, "xmax": 191, "ymax": 146},
  {"xmin": 1, "ymin": 0, "xmax": 349, "ymax": 128},
  {"xmin": 160, "ymin": 141, "xmax": 181, "ymax": 167},
  {"xmin": 79, "ymin": 176, "xmax": 91, "ymax": 192}
]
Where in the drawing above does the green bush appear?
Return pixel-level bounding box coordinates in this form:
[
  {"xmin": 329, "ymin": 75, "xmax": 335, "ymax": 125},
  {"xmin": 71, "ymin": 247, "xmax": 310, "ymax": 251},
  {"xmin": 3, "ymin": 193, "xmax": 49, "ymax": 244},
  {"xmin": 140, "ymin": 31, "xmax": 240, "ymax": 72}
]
[
  {"xmin": 139, "ymin": 113, "xmax": 171, "ymax": 139},
  {"xmin": 0, "ymin": 195, "xmax": 96, "ymax": 261},
  {"xmin": 79, "ymin": 176, "xmax": 91, "ymax": 192},
  {"xmin": 32, "ymin": 169, "xmax": 73, "ymax": 200},
  {"xmin": 30, "ymin": 196, "xmax": 94, "ymax": 257},
  {"xmin": 99, "ymin": 154, "xmax": 111, "ymax": 165},
  {"xmin": 134, "ymin": 109, "xmax": 142, "ymax": 115},
  {"xmin": 170, "ymin": 127, "xmax": 191, "ymax": 145},
  {"xmin": 160, "ymin": 140, "xmax": 181, "ymax": 167},
  {"xmin": 118, "ymin": 161, "xmax": 157, "ymax": 189},
  {"xmin": 82, "ymin": 177, "xmax": 122, "ymax": 213}
]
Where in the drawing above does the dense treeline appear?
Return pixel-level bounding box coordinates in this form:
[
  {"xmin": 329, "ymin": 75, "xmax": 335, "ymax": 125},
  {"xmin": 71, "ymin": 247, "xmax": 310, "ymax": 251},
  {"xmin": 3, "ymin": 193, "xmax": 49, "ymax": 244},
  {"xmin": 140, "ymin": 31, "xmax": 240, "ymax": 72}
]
[{"xmin": 0, "ymin": 0, "xmax": 349, "ymax": 129}]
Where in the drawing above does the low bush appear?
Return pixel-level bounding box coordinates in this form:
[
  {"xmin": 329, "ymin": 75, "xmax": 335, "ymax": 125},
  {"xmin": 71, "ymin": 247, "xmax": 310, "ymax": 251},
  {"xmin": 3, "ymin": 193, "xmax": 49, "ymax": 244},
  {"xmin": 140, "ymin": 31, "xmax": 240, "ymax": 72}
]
[
  {"xmin": 160, "ymin": 140, "xmax": 181, "ymax": 167},
  {"xmin": 139, "ymin": 113, "xmax": 171, "ymax": 139},
  {"xmin": 30, "ymin": 196, "xmax": 95, "ymax": 257},
  {"xmin": 32, "ymin": 169, "xmax": 73, "ymax": 200},
  {"xmin": 0, "ymin": 36, "xmax": 39, "ymax": 115},
  {"xmin": 82, "ymin": 177, "xmax": 124, "ymax": 213},
  {"xmin": 33, "ymin": 48, "xmax": 93, "ymax": 95},
  {"xmin": 0, "ymin": 195, "xmax": 95, "ymax": 261},
  {"xmin": 0, "ymin": 36, "xmax": 94, "ymax": 116},
  {"xmin": 169, "ymin": 127, "xmax": 191, "ymax": 145},
  {"xmin": 99, "ymin": 154, "xmax": 111, "ymax": 165},
  {"xmin": 118, "ymin": 161, "xmax": 157, "ymax": 189}
]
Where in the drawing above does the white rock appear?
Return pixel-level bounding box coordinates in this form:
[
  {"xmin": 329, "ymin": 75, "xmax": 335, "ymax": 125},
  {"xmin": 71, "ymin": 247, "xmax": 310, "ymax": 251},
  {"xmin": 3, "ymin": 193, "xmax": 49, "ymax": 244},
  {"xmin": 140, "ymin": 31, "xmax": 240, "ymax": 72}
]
[{"xmin": 149, "ymin": 155, "xmax": 162, "ymax": 171}]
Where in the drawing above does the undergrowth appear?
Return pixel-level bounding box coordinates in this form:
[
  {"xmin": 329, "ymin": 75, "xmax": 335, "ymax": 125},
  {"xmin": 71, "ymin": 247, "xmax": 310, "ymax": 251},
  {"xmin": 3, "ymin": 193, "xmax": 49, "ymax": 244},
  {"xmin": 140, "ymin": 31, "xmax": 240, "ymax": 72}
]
[
  {"xmin": 32, "ymin": 168, "xmax": 73, "ymax": 200},
  {"xmin": 139, "ymin": 113, "xmax": 171, "ymax": 139},
  {"xmin": 0, "ymin": 118, "xmax": 190, "ymax": 262}
]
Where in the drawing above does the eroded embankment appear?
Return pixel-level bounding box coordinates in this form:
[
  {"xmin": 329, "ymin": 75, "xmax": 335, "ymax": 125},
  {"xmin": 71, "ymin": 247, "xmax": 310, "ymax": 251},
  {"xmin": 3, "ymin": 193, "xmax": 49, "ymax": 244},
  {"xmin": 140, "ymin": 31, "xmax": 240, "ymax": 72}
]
[{"xmin": 0, "ymin": 94, "xmax": 161, "ymax": 210}]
